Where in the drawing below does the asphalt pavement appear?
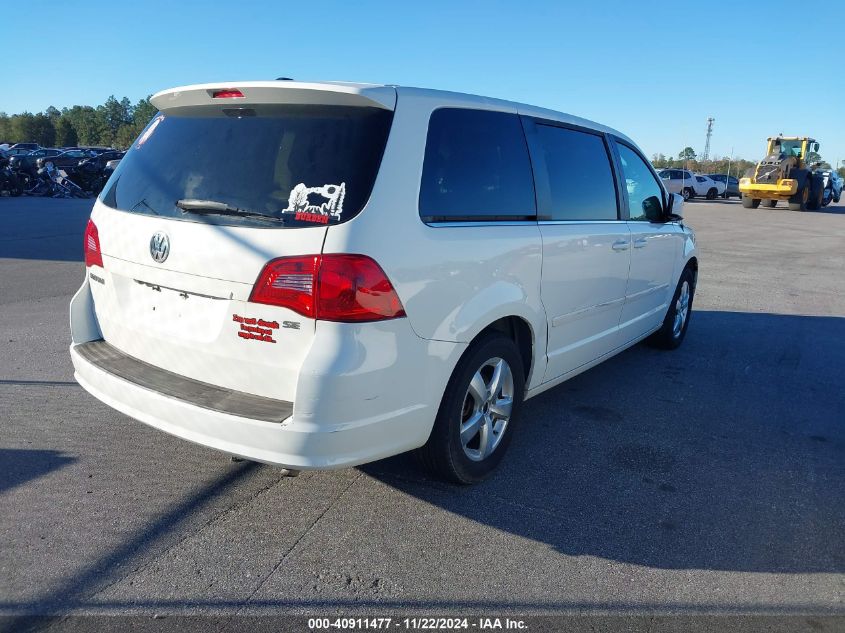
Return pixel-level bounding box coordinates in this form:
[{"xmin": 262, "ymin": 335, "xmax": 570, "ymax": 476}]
[{"xmin": 0, "ymin": 195, "xmax": 843, "ymax": 625}]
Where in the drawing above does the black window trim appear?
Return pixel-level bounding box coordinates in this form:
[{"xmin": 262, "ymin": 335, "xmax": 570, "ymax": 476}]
[
  {"xmin": 610, "ymin": 136, "xmax": 669, "ymax": 223},
  {"xmin": 522, "ymin": 116, "xmax": 623, "ymax": 223},
  {"xmin": 418, "ymin": 106, "xmax": 538, "ymax": 226}
]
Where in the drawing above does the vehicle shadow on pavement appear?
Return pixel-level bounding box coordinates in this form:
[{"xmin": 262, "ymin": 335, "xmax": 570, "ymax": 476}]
[
  {"xmin": 363, "ymin": 310, "xmax": 845, "ymax": 574},
  {"xmin": 803, "ymin": 203, "xmax": 845, "ymax": 215},
  {"xmin": 0, "ymin": 449, "xmax": 76, "ymax": 496}
]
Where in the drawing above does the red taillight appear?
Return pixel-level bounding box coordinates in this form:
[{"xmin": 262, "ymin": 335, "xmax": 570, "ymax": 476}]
[
  {"xmin": 84, "ymin": 219, "xmax": 103, "ymax": 268},
  {"xmin": 317, "ymin": 255, "xmax": 406, "ymax": 322},
  {"xmin": 212, "ymin": 89, "xmax": 245, "ymax": 99},
  {"xmin": 250, "ymin": 255, "xmax": 320, "ymax": 318},
  {"xmin": 249, "ymin": 255, "xmax": 406, "ymax": 323}
]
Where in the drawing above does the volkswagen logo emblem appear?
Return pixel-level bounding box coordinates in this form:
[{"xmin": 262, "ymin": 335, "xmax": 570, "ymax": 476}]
[{"xmin": 149, "ymin": 231, "xmax": 170, "ymax": 264}]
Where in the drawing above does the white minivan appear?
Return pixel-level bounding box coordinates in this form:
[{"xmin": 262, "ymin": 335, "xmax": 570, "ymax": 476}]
[{"xmin": 70, "ymin": 81, "xmax": 698, "ymax": 483}]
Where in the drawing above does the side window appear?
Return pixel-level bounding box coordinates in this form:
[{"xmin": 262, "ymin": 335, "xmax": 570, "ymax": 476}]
[
  {"xmin": 419, "ymin": 108, "xmax": 535, "ymax": 221},
  {"xmin": 670, "ymin": 170, "xmax": 683, "ymax": 179},
  {"xmin": 617, "ymin": 144, "xmax": 664, "ymax": 223},
  {"xmin": 532, "ymin": 124, "xmax": 618, "ymax": 221},
  {"xmin": 696, "ymin": 176, "xmax": 706, "ymax": 183}
]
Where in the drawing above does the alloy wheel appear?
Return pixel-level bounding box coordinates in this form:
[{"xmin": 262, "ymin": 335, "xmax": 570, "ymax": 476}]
[
  {"xmin": 672, "ymin": 281, "xmax": 690, "ymax": 338},
  {"xmin": 459, "ymin": 357, "xmax": 514, "ymax": 461}
]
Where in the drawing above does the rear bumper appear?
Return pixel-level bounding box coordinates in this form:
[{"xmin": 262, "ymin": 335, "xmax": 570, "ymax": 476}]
[
  {"xmin": 70, "ymin": 277, "xmax": 463, "ymax": 469},
  {"xmin": 70, "ymin": 338, "xmax": 444, "ymax": 469}
]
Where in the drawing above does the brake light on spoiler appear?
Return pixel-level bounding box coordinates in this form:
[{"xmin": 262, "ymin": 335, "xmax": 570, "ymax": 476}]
[
  {"xmin": 250, "ymin": 255, "xmax": 406, "ymax": 323},
  {"xmin": 212, "ymin": 89, "xmax": 245, "ymax": 99}
]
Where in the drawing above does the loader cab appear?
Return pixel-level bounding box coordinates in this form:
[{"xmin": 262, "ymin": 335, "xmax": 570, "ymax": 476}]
[{"xmin": 766, "ymin": 137, "xmax": 819, "ymax": 165}]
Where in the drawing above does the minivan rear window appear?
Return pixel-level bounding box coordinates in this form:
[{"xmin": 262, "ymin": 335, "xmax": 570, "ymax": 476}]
[{"xmin": 101, "ymin": 104, "xmax": 393, "ymax": 228}]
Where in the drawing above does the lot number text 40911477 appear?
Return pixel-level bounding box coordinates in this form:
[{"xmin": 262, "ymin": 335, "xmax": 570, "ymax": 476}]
[{"xmin": 307, "ymin": 617, "xmax": 528, "ymax": 630}]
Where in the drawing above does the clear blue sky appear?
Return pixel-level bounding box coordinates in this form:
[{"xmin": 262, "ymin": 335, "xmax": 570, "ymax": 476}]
[{"xmin": 6, "ymin": 0, "xmax": 844, "ymax": 164}]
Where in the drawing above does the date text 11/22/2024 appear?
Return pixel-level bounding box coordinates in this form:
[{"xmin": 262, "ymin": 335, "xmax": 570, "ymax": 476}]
[{"xmin": 307, "ymin": 617, "xmax": 528, "ymax": 630}]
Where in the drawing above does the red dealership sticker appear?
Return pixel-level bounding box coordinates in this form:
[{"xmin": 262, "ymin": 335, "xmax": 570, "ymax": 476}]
[{"xmin": 233, "ymin": 314, "xmax": 278, "ymax": 344}]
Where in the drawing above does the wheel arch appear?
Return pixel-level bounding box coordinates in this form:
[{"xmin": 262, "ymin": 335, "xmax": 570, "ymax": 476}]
[
  {"xmin": 683, "ymin": 255, "xmax": 699, "ymax": 289},
  {"xmin": 471, "ymin": 315, "xmax": 536, "ymax": 387}
]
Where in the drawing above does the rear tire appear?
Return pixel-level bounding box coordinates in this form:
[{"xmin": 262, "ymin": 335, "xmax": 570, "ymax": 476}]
[
  {"xmin": 806, "ymin": 179, "xmax": 823, "ymax": 211},
  {"xmin": 788, "ymin": 181, "xmax": 811, "ymax": 211},
  {"xmin": 741, "ymin": 195, "xmax": 760, "ymax": 208},
  {"xmin": 822, "ymin": 186, "xmax": 832, "ymax": 207},
  {"xmin": 647, "ymin": 267, "xmax": 695, "ymax": 350},
  {"xmin": 416, "ymin": 332, "xmax": 525, "ymax": 484},
  {"xmin": 683, "ymin": 187, "xmax": 694, "ymax": 201}
]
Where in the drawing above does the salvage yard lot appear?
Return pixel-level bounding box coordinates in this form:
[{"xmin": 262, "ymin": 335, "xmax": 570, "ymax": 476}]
[{"xmin": 0, "ymin": 196, "xmax": 843, "ymax": 617}]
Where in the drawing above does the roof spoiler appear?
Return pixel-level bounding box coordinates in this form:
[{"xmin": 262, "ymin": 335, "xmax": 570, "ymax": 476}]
[{"xmin": 150, "ymin": 81, "xmax": 396, "ymax": 111}]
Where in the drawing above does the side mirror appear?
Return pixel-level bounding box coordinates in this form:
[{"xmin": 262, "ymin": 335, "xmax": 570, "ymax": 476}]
[
  {"xmin": 642, "ymin": 195, "xmax": 663, "ymax": 222},
  {"xmin": 667, "ymin": 193, "xmax": 684, "ymax": 219}
]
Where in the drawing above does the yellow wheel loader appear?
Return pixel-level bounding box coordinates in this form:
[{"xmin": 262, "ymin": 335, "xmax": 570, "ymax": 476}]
[{"xmin": 738, "ymin": 137, "xmax": 824, "ymax": 211}]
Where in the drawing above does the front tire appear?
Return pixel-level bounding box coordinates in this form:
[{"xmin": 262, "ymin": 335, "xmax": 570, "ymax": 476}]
[
  {"xmin": 741, "ymin": 195, "xmax": 761, "ymax": 208},
  {"xmin": 647, "ymin": 267, "xmax": 695, "ymax": 350},
  {"xmin": 417, "ymin": 333, "xmax": 525, "ymax": 484},
  {"xmin": 762, "ymin": 199, "xmax": 777, "ymax": 208},
  {"xmin": 706, "ymin": 188, "xmax": 717, "ymax": 200}
]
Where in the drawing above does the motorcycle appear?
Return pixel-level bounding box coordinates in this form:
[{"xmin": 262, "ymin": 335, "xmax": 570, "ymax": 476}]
[{"xmin": 26, "ymin": 160, "xmax": 89, "ymax": 198}]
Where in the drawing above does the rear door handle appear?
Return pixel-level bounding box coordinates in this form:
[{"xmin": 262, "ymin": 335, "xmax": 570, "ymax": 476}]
[
  {"xmin": 611, "ymin": 240, "xmax": 630, "ymax": 252},
  {"xmin": 633, "ymin": 238, "xmax": 648, "ymax": 248}
]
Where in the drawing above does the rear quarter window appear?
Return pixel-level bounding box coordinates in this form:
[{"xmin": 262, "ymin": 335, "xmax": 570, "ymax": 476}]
[{"xmin": 418, "ymin": 108, "xmax": 535, "ymax": 222}]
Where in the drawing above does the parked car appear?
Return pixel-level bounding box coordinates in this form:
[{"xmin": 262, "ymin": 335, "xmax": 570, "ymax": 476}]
[
  {"xmin": 657, "ymin": 169, "xmax": 723, "ymax": 200},
  {"xmin": 707, "ymin": 173, "xmax": 741, "ymax": 199},
  {"xmin": 8, "ymin": 148, "xmax": 63, "ymax": 176},
  {"xmin": 693, "ymin": 174, "xmax": 725, "ymax": 199},
  {"xmin": 819, "ymin": 170, "xmax": 843, "ymax": 206},
  {"xmin": 5, "ymin": 147, "xmax": 36, "ymax": 157},
  {"xmin": 70, "ymin": 80, "xmax": 698, "ymax": 484},
  {"xmin": 656, "ymin": 169, "xmax": 688, "ymax": 197},
  {"xmin": 36, "ymin": 149, "xmax": 95, "ymax": 170},
  {"xmin": 10, "ymin": 142, "xmax": 41, "ymax": 151},
  {"xmin": 77, "ymin": 150, "xmax": 125, "ymax": 172}
]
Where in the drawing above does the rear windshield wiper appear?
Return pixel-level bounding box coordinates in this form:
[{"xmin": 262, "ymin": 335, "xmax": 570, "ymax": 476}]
[{"xmin": 175, "ymin": 199, "xmax": 283, "ymax": 223}]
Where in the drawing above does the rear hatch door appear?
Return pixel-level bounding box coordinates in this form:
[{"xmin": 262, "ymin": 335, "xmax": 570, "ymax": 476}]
[{"xmin": 88, "ymin": 82, "xmax": 395, "ymax": 402}]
